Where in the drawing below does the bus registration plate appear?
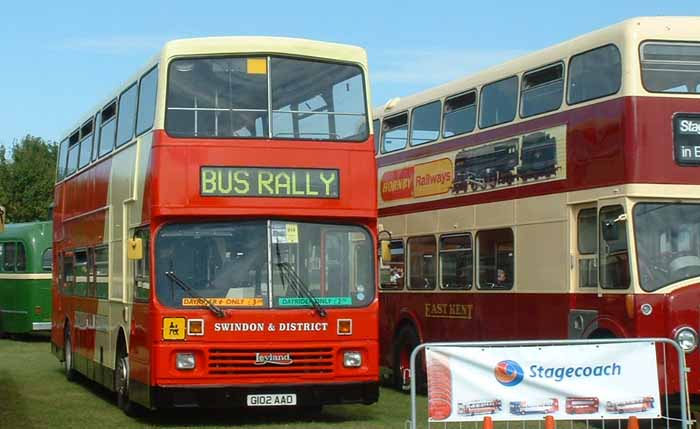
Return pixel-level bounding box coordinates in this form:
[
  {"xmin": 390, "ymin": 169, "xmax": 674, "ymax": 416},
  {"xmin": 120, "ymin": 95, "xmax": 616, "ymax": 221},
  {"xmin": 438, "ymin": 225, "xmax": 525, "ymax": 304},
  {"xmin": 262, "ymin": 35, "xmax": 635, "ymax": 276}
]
[{"xmin": 246, "ymin": 393, "xmax": 297, "ymax": 406}]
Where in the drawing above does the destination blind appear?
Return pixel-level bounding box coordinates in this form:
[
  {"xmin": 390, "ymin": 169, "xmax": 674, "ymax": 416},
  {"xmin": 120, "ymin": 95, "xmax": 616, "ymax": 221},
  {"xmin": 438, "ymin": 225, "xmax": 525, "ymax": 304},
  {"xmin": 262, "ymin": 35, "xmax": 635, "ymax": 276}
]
[{"xmin": 201, "ymin": 166, "xmax": 339, "ymax": 198}]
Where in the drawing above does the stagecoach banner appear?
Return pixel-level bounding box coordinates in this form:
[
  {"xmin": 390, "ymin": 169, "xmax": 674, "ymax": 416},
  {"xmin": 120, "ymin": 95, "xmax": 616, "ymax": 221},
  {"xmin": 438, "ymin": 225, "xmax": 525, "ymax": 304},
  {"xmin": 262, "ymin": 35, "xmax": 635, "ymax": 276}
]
[{"xmin": 425, "ymin": 342, "xmax": 660, "ymax": 422}]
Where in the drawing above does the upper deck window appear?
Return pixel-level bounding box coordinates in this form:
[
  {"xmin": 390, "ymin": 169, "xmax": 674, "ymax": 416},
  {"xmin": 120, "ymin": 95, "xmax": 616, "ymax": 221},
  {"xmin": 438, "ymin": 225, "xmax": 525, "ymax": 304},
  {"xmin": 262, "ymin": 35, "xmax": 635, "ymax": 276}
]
[
  {"xmin": 641, "ymin": 41, "xmax": 700, "ymax": 94},
  {"xmin": 410, "ymin": 101, "xmax": 441, "ymax": 146},
  {"xmin": 372, "ymin": 119, "xmax": 381, "ymax": 154},
  {"xmin": 166, "ymin": 56, "xmax": 368, "ymax": 141},
  {"xmin": 136, "ymin": 66, "xmax": 158, "ymax": 135},
  {"xmin": 520, "ymin": 63, "xmax": 564, "ymax": 118},
  {"xmin": 56, "ymin": 138, "xmax": 69, "ymax": 181},
  {"xmin": 382, "ymin": 113, "xmax": 408, "ymax": 153},
  {"xmin": 116, "ymin": 84, "xmax": 138, "ymax": 147},
  {"xmin": 568, "ymin": 44, "xmax": 621, "ymax": 105},
  {"xmin": 443, "ymin": 91, "xmax": 476, "ymax": 138},
  {"xmin": 479, "ymin": 76, "xmax": 518, "ymax": 129}
]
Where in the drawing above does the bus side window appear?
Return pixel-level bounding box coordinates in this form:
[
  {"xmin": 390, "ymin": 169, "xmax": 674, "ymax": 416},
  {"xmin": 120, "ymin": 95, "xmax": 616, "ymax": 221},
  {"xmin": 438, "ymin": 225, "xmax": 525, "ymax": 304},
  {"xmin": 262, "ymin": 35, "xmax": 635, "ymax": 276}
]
[
  {"xmin": 599, "ymin": 205, "xmax": 630, "ymax": 289},
  {"xmin": 56, "ymin": 138, "xmax": 69, "ymax": 181},
  {"xmin": 99, "ymin": 101, "xmax": 117, "ymax": 157},
  {"xmin": 116, "ymin": 83, "xmax": 138, "ymax": 147},
  {"xmin": 372, "ymin": 119, "xmax": 381, "ymax": 154},
  {"xmin": 520, "ymin": 62, "xmax": 564, "ymax": 118},
  {"xmin": 408, "ymin": 236, "xmax": 436, "ymax": 290},
  {"xmin": 577, "ymin": 208, "xmax": 598, "ymax": 288},
  {"xmin": 439, "ymin": 233, "xmax": 473, "ymax": 290},
  {"xmin": 410, "ymin": 100, "xmax": 441, "ymax": 146},
  {"xmin": 479, "ymin": 76, "xmax": 518, "ymax": 129},
  {"xmin": 63, "ymin": 253, "xmax": 75, "ymax": 296},
  {"xmin": 382, "ymin": 113, "xmax": 408, "ymax": 153},
  {"xmin": 136, "ymin": 66, "xmax": 158, "ymax": 136},
  {"xmin": 15, "ymin": 242, "xmax": 27, "ymax": 272},
  {"xmin": 134, "ymin": 229, "xmax": 150, "ymax": 301},
  {"xmin": 42, "ymin": 248, "xmax": 53, "ymax": 272},
  {"xmin": 477, "ymin": 229, "xmax": 514, "ymax": 290},
  {"xmin": 74, "ymin": 250, "xmax": 88, "ymax": 297},
  {"xmin": 567, "ymin": 44, "xmax": 621, "ymax": 105},
  {"xmin": 380, "ymin": 239, "xmax": 405, "ymax": 290},
  {"xmin": 95, "ymin": 246, "xmax": 109, "ymax": 299},
  {"xmin": 443, "ymin": 90, "xmax": 476, "ymax": 138}
]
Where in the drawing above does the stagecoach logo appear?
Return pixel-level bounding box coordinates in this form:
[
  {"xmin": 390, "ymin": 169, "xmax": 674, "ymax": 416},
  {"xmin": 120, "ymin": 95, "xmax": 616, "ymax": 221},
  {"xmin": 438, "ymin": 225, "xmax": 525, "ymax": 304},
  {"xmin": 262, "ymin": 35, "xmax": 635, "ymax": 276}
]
[
  {"xmin": 255, "ymin": 352, "xmax": 293, "ymax": 366},
  {"xmin": 674, "ymin": 114, "xmax": 700, "ymax": 165},
  {"xmin": 494, "ymin": 360, "xmax": 524, "ymax": 387},
  {"xmin": 678, "ymin": 119, "xmax": 700, "ymax": 135}
]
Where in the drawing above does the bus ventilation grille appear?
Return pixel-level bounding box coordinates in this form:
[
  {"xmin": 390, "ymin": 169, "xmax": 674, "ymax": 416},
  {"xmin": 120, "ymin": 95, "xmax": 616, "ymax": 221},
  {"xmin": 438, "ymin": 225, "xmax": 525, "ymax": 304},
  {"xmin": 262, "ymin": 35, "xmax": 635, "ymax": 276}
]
[{"xmin": 207, "ymin": 347, "xmax": 334, "ymax": 375}]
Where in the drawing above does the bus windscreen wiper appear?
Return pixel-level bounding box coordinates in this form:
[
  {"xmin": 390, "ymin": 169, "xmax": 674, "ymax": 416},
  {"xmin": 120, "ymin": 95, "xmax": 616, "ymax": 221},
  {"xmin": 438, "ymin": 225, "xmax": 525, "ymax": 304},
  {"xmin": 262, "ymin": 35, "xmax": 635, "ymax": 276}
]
[
  {"xmin": 276, "ymin": 261, "xmax": 327, "ymax": 318},
  {"xmin": 164, "ymin": 271, "xmax": 226, "ymax": 318}
]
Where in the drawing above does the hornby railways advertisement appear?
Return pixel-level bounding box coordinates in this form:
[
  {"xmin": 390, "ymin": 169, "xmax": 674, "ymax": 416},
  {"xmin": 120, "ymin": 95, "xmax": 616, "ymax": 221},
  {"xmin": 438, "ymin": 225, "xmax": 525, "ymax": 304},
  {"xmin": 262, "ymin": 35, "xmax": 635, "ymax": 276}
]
[
  {"xmin": 379, "ymin": 125, "xmax": 567, "ymax": 206},
  {"xmin": 426, "ymin": 343, "xmax": 661, "ymax": 422}
]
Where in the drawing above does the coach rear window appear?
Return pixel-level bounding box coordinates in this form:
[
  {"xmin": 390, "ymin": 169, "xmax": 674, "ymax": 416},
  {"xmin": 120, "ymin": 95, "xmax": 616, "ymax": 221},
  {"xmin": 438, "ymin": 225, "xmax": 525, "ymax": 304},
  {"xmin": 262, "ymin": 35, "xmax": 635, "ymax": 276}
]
[
  {"xmin": 479, "ymin": 76, "xmax": 518, "ymax": 128},
  {"xmin": 568, "ymin": 44, "xmax": 621, "ymax": 104}
]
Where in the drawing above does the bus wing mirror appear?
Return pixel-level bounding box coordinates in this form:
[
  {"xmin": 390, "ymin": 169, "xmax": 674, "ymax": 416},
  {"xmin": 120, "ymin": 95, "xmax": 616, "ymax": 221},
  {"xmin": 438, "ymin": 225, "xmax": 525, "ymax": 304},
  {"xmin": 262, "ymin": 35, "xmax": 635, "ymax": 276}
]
[
  {"xmin": 127, "ymin": 238, "xmax": 143, "ymax": 260},
  {"xmin": 602, "ymin": 214, "xmax": 626, "ymax": 242}
]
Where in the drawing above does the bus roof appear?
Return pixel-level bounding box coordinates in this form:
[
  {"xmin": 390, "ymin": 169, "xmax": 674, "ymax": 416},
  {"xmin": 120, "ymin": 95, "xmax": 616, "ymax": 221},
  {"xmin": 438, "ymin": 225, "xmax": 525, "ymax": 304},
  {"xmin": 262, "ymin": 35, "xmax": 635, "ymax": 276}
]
[
  {"xmin": 0, "ymin": 221, "xmax": 52, "ymax": 246},
  {"xmin": 60, "ymin": 36, "xmax": 369, "ymax": 141},
  {"xmin": 373, "ymin": 16, "xmax": 700, "ymax": 117}
]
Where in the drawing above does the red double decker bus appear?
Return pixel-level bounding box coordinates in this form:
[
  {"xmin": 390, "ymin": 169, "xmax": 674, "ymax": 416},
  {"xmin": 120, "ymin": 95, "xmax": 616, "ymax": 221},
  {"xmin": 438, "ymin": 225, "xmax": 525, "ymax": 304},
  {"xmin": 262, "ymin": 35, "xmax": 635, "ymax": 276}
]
[
  {"xmin": 373, "ymin": 17, "xmax": 700, "ymax": 400},
  {"xmin": 51, "ymin": 36, "xmax": 378, "ymax": 413}
]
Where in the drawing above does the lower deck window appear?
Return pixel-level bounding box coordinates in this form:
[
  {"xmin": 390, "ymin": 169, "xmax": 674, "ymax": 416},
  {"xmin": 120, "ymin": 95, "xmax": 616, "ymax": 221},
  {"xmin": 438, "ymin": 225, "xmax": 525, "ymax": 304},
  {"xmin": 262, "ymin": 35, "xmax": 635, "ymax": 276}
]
[
  {"xmin": 408, "ymin": 236, "xmax": 436, "ymax": 290},
  {"xmin": 477, "ymin": 229, "xmax": 514, "ymax": 289}
]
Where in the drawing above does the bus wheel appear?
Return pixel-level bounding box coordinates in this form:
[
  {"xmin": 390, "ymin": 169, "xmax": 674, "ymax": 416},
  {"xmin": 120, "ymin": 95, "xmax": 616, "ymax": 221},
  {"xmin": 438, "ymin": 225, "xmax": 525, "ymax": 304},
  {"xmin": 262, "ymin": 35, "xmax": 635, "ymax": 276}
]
[
  {"xmin": 115, "ymin": 348, "xmax": 138, "ymax": 416},
  {"xmin": 393, "ymin": 326, "xmax": 425, "ymax": 393},
  {"xmin": 64, "ymin": 326, "xmax": 77, "ymax": 381}
]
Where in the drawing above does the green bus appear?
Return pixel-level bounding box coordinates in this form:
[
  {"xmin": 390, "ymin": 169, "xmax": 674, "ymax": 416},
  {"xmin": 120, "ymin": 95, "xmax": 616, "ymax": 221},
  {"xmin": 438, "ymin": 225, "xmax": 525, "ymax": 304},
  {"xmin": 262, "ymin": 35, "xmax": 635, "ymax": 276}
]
[{"xmin": 0, "ymin": 221, "xmax": 52, "ymax": 335}]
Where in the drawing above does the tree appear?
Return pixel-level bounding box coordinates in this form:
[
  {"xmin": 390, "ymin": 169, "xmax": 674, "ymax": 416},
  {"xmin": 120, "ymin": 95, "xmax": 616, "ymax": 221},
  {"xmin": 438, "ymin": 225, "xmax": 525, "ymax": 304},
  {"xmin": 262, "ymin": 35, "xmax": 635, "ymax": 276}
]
[{"xmin": 0, "ymin": 135, "xmax": 57, "ymax": 223}]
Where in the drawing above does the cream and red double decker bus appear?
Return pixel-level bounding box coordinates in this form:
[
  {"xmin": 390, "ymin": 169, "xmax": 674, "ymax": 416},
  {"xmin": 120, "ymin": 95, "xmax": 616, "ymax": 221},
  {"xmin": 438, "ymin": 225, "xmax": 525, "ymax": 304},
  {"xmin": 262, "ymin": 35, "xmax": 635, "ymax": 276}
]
[
  {"xmin": 51, "ymin": 36, "xmax": 379, "ymax": 413},
  {"xmin": 374, "ymin": 17, "xmax": 700, "ymax": 400}
]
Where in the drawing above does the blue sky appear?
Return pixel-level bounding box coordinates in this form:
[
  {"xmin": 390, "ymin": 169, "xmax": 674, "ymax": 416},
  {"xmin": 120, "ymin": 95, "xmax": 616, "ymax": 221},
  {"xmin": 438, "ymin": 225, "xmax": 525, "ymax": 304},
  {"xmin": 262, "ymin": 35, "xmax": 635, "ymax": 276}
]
[{"xmin": 1, "ymin": 0, "xmax": 699, "ymax": 148}]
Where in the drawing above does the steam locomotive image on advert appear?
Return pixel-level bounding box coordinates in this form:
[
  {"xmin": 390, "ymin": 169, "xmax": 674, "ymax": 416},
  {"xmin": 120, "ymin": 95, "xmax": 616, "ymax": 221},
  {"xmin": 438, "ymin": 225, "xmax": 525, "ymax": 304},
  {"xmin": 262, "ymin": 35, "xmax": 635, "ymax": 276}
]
[{"xmin": 452, "ymin": 131, "xmax": 560, "ymax": 193}]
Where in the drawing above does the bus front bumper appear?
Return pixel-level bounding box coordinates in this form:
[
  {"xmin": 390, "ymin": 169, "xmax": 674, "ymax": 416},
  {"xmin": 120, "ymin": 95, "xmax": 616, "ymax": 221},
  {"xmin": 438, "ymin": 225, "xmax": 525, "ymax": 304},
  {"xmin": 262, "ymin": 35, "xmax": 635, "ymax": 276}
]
[{"xmin": 150, "ymin": 381, "xmax": 379, "ymax": 409}]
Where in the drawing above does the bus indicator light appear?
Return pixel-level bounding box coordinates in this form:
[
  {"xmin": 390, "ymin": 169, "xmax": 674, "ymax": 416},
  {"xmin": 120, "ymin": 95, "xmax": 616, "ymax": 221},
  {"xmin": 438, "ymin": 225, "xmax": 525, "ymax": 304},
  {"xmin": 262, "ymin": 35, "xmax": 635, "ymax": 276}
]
[
  {"xmin": 338, "ymin": 319, "xmax": 352, "ymax": 335},
  {"xmin": 187, "ymin": 319, "xmax": 204, "ymax": 336}
]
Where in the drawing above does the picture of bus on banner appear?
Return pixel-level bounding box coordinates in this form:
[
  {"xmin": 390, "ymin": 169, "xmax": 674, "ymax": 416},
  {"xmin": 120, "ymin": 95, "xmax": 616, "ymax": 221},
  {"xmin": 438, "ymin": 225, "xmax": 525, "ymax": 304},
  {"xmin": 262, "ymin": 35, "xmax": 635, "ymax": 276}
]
[
  {"xmin": 457, "ymin": 400, "xmax": 503, "ymax": 416},
  {"xmin": 605, "ymin": 397, "xmax": 655, "ymax": 414},
  {"xmin": 509, "ymin": 398, "xmax": 559, "ymax": 415},
  {"xmin": 452, "ymin": 131, "xmax": 560, "ymax": 193},
  {"xmin": 565, "ymin": 397, "xmax": 600, "ymax": 414}
]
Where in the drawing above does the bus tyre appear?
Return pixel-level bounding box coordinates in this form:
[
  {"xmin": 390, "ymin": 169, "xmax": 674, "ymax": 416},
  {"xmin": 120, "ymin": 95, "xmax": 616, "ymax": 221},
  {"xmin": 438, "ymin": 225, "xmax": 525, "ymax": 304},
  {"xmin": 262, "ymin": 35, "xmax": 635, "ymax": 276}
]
[
  {"xmin": 64, "ymin": 327, "xmax": 77, "ymax": 382},
  {"xmin": 393, "ymin": 326, "xmax": 425, "ymax": 393},
  {"xmin": 116, "ymin": 349, "xmax": 138, "ymax": 416}
]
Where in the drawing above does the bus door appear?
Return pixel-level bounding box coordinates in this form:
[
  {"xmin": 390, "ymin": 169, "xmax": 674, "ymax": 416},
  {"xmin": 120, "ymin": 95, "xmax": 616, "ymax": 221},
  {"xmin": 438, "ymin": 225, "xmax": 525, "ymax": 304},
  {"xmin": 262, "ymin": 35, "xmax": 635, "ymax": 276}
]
[
  {"xmin": 128, "ymin": 227, "xmax": 151, "ymax": 404},
  {"xmin": 569, "ymin": 200, "xmax": 632, "ymax": 339}
]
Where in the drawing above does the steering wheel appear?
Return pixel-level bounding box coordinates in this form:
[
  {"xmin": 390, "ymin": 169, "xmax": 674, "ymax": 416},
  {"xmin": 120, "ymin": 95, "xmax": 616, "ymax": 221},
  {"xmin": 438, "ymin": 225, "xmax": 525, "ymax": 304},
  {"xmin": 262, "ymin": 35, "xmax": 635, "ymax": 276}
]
[{"xmin": 669, "ymin": 255, "xmax": 700, "ymax": 281}]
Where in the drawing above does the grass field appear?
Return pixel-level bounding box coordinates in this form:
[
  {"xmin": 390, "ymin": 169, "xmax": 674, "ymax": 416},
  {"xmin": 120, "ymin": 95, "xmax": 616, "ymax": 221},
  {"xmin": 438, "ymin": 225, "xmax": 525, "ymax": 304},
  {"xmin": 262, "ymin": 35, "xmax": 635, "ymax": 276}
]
[{"xmin": 0, "ymin": 336, "xmax": 429, "ymax": 428}]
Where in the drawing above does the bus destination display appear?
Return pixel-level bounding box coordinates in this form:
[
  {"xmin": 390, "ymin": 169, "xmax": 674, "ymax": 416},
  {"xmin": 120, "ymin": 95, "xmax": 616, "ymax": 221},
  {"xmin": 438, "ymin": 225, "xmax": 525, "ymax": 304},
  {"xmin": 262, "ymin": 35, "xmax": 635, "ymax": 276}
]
[
  {"xmin": 201, "ymin": 166, "xmax": 340, "ymax": 198},
  {"xmin": 675, "ymin": 114, "xmax": 700, "ymax": 165}
]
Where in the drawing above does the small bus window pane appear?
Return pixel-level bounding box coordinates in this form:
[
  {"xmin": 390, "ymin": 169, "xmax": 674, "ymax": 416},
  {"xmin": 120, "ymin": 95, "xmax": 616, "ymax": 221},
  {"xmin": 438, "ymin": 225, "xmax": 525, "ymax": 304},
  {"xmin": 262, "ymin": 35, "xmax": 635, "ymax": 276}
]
[
  {"xmin": 520, "ymin": 63, "xmax": 564, "ymax": 117},
  {"xmin": 136, "ymin": 67, "xmax": 158, "ymax": 135},
  {"xmin": 66, "ymin": 145, "xmax": 79, "ymax": 176},
  {"xmin": 78, "ymin": 134, "xmax": 93, "ymax": 169},
  {"xmin": 380, "ymin": 240, "xmax": 405, "ymax": 289},
  {"xmin": 443, "ymin": 91, "xmax": 476, "ymax": 138},
  {"xmin": 57, "ymin": 138, "xmax": 69, "ymax": 180},
  {"xmin": 74, "ymin": 250, "xmax": 88, "ymax": 296},
  {"xmin": 410, "ymin": 101, "xmax": 441, "ymax": 146},
  {"xmin": 382, "ymin": 113, "xmax": 408, "ymax": 153},
  {"xmin": 116, "ymin": 84, "xmax": 138, "ymax": 147},
  {"xmin": 641, "ymin": 42, "xmax": 700, "ymax": 94},
  {"xmin": 15, "ymin": 243, "xmax": 26, "ymax": 272},
  {"xmin": 480, "ymin": 76, "xmax": 518, "ymax": 128},
  {"xmin": 373, "ymin": 119, "xmax": 380, "ymax": 154},
  {"xmin": 95, "ymin": 246, "xmax": 109, "ymax": 299},
  {"xmin": 578, "ymin": 208, "xmax": 597, "ymax": 254},
  {"xmin": 439, "ymin": 234, "xmax": 472, "ymax": 289},
  {"xmin": 99, "ymin": 120, "xmax": 116, "ymax": 157},
  {"xmin": 92, "ymin": 113, "xmax": 101, "ymax": 161},
  {"xmin": 568, "ymin": 45, "xmax": 621, "ymax": 104},
  {"xmin": 63, "ymin": 254, "xmax": 74, "ymax": 296},
  {"xmin": 477, "ymin": 229, "xmax": 514, "ymax": 289},
  {"xmin": 408, "ymin": 236, "xmax": 436, "ymax": 290},
  {"xmin": 1, "ymin": 243, "xmax": 16, "ymax": 272},
  {"xmin": 599, "ymin": 205, "xmax": 630, "ymax": 289},
  {"xmin": 42, "ymin": 248, "xmax": 53, "ymax": 272}
]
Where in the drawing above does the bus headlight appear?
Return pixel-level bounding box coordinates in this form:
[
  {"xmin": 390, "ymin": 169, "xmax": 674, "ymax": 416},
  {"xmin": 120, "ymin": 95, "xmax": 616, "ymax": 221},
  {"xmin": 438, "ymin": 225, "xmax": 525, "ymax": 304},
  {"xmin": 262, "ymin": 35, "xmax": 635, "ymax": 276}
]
[
  {"xmin": 343, "ymin": 351, "xmax": 362, "ymax": 368},
  {"xmin": 176, "ymin": 352, "xmax": 196, "ymax": 370},
  {"xmin": 674, "ymin": 327, "xmax": 698, "ymax": 353}
]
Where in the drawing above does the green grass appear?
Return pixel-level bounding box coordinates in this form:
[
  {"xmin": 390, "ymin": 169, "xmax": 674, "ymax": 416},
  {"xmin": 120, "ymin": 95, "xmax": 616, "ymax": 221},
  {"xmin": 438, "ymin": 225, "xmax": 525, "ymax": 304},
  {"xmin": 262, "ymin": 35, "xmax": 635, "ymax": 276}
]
[{"xmin": 0, "ymin": 337, "xmax": 427, "ymax": 428}]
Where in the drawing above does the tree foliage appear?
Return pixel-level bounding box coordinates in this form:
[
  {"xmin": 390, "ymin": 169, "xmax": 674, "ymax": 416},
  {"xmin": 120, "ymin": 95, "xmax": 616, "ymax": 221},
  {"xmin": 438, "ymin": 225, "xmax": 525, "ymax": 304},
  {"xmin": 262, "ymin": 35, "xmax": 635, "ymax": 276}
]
[{"xmin": 0, "ymin": 135, "xmax": 57, "ymax": 223}]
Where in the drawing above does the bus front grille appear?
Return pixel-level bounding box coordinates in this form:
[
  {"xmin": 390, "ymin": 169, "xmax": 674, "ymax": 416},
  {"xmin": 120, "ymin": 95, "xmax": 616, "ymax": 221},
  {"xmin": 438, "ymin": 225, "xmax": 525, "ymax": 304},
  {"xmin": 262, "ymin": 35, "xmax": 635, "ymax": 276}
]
[{"xmin": 207, "ymin": 347, "xmax": 334, "ymax": 375}]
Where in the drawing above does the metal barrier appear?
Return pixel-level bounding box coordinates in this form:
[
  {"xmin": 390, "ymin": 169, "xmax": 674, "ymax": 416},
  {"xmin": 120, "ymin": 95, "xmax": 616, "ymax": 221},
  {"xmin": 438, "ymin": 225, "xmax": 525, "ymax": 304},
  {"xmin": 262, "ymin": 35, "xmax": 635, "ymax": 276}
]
[{"xmin": 407, "ymin": 338, "xmax": 692, "ymax": 429}]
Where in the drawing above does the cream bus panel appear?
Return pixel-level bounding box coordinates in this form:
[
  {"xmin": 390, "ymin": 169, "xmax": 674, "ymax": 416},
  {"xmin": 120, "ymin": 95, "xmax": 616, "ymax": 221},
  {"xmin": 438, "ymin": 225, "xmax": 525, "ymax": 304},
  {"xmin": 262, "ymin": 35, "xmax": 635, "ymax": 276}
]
[
  {"xmin": 516, "ymin": 222, "xmax": 568, "ymax": 293},
  {"xmin": 406, "ymin": 211, "xmax": 438, "ymax": 236},
  {"xmin": 380, "ymin": 215, "xmax": 406, "ymax": 237},
  {"xmin": 516, "ymin": 193, "xmax": 567, "ymax": 224},
  {"xmin": 438, "ymin": 205, "xmax": 476, "ymax": 233},
  {"xmin": 476, "ymin": 201, "xmax": 515, "ymax": 229}
]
